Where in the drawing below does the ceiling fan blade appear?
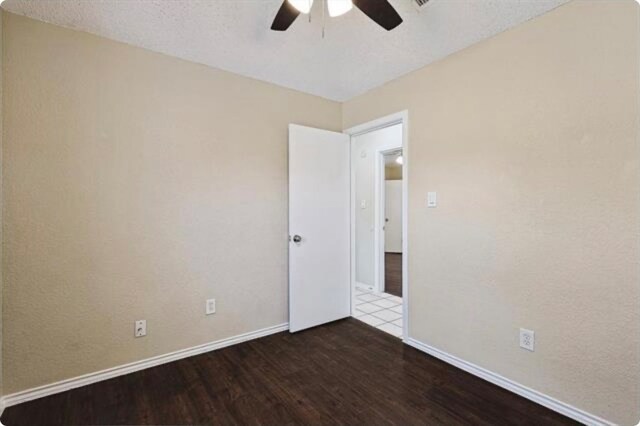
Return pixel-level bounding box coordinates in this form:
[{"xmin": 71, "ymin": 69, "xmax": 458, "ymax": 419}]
[
  {"xmin": 352, "ymin": 0, "xmax": 403, "ymax": 31},
  {"xmin": 271, "ymin": 1, "xmax": 301, "ymax": 31}
]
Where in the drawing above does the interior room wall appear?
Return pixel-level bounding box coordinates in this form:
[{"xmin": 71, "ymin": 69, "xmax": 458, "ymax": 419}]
[
  {"xmin": 2, "ymin": 11, "xmax": 341, "ymax": 395},
  {"xmin": 385, "ymin": 164, "xmax": 402, "ymax": 180},
  {"xmin": 343, "ymin": 1, "xmax": 639, "ymax": 424},
  {"xmin": 353, "ymin": 124, "xmax": 402, "ymax": 288}
]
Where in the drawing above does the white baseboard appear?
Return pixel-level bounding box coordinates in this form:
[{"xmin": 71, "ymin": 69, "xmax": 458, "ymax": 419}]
[
  {"xmin": 404, "ymin": 337, "xmax": 614, "ymax": 426},
  {"xmin": 2, "ymin": 323, "xmax": 289, "ymax": 409},
  {"xmin": 355, "ymin": 282, "xmax": 374, "ymax": 292}
]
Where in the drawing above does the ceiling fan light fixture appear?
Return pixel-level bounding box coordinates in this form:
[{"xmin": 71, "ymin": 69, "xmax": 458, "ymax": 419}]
[
  {"xmin": 272, "ymin": 0, "xmax": 402, "ymax": 32},
  {"xmin": 288, "ymin": 0, "xmax": 314, "ymax": 14},
  {"xmin": 327, "ymin": 0, "xmax": 353, "ymax": 17}
]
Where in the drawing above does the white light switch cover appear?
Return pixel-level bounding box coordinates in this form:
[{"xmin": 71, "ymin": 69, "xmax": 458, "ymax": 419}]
[
  {"xmin": 206, "ymin": 298, "xmax": 216, "ymax": 315},
  {"xmin": 427, "ymin": 192, "xmax": 437, "ymax": 208}
]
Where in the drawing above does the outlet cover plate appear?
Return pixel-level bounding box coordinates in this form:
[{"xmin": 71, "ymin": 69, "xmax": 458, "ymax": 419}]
[
  {"xmin": 135, "ymin": 320, "xmax": 146, "ymax": 338},
  {"xmin": 519, "ymin": 328, "xmax": 534, "ymax": 351}
]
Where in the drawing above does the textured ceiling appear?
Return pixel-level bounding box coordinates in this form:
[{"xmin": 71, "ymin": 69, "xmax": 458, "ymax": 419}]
[{"xmin": 3, "ymin": 0, "xmax": 570, "ymax": 101}]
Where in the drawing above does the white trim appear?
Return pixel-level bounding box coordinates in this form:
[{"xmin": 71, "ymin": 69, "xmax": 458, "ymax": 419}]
[
  {"xmin": 344, "ymin": 110, "xmax": 409, "ymax": 341},
  {"xmin": 405, "ymin": 338, "xmax": 614, "ymax": 426},
  {"xmin": 1, "ymin": 323, "xmax": 289, "ymax": 409},
  {"xmin": 345, "ymin": 111, "xmax": 406, "ymax": 137},
  {"xmin": 400, "ymin": 113, "xmax": 409, "ymax": 341},
  {"xmin": 356, "ymin": 281, "xmax": 374, "ymax": 292},
  {"xmin": 349, "ymin": 130, "xmax": 358, "ymax": 315},
  {"xmin": 374, "ymin": 150, "xmax": 384, "ymax": 293}
]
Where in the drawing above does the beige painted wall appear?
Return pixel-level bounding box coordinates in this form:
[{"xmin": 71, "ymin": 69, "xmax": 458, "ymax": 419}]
[
  {"xmin": 0, "ymin": 6, "xmax": 4, "ymax": 398},
  {"xmin": 344, "ymin": 1, "xmax": 640, "ymax": 424},
  {"xmin": 2, "ymin": 12, "xmax": 341, "ymax": 394},
  {"xmin": 385, "ymin": 164, "xmax": 402, "ymax": 180}
]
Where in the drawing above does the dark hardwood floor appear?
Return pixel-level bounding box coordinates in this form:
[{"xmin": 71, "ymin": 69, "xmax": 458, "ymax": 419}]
[
  {"xmin": 2, "ymin": 319, "xmax": 577, "ymax": 426},
  {"xmin": 385, "ymin": 252, "xmax": 403, "ymax": 297}
]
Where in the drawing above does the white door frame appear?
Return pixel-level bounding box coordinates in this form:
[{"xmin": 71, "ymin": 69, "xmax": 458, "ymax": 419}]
[{"xmin": 344, "ymin": 111, "xmax": 409, "ymax": 341}]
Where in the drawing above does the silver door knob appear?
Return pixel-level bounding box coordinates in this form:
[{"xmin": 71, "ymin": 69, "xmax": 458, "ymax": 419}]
[{"xmin": 292, "ymin": 235, "xmax": 302, "ymax": 243}]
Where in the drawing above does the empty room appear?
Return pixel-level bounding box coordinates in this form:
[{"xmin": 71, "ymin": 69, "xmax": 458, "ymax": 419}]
[{"xmin": 0, "ymin": 0, "xmax": 637, "ymax": 425}]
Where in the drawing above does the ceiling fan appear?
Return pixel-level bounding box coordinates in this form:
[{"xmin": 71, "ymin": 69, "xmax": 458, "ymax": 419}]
[{"xmin": 271, "ymin": 0, "xmax": 403, "ymax": 32}]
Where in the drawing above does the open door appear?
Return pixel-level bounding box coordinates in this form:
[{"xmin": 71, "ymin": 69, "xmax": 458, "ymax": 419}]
[{"xmin": 289, "ymin": 124, "xmax": 350, "ymax": 333}]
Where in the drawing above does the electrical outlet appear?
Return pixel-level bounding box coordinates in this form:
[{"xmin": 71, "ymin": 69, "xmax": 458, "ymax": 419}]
[
  {"xmin": 135, "ymin": 320, "xmax": 146, "ymax": 338},
  {"xmin": 206, "ymin": 298, "xmax": 216, "ymax": 315},
  {"xmin": 519, "ymin": 328, "xmax": 534, "ymax": 351}
]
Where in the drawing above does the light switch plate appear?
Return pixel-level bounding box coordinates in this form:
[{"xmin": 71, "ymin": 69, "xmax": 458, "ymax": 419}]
[
  {"xmin": 427, "ymin": 192, "xmax": 437, "ymax": 208},
  {"xmin": 206, "ymin": 298, "xmax": 216, "ymax": 315}
]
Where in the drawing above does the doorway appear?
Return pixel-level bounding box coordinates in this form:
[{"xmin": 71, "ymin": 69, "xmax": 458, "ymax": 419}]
[
  {"xmin": 382, "ymin": 150, "xmax": 403, "ymax": 298},
  {"xmin": 345, "ymin": 112, "xmax": 408, "ymax": 340}
]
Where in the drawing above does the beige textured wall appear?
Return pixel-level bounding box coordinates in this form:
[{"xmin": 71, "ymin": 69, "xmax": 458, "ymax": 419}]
[
  {"xmin": 0, "ymin": 6, "xmax": 4, "ymax": 398},
  {"xmin": 343, "ymin": 1, "xmax": 640, "ymax": 424},
  {"xmin": 2, "ymin": 12, "xmax": 341, "ymax": 394}
]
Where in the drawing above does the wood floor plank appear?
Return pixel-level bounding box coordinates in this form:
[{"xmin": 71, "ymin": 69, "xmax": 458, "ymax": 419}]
[
  {"xmin": 385, "ymin": 253, "xmax": 402, "ymax": 297},
  {"xmin": 1, "ymin": 319, "xmax": 578, "ymax": 425}
]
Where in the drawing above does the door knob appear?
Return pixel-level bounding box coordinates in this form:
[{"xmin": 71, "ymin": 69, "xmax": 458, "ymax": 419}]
[{"xmin": 292, "ymin": 235, "xmax": 302, "ymax": 243}]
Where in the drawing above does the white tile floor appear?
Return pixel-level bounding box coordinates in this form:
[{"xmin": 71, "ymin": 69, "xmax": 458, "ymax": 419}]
[{"xmin": 353, "ymin": 287, "xmax": 403, "ymax": 338}]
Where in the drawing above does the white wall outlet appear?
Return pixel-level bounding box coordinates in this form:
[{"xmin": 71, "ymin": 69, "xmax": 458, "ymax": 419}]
[
  {"xmin": 135, "ymin": 320, "xmax": 146, "ymax": 338},
  {"xmin": 519, "ymin": 328, "xmax": 534, "ymax": 351},
  {"xmin": 427, "ymin": 192, "xmax": 437, "ymax": 208},
  {"xmin": 206, "ymin": 298, "xmax": 216, "ymax": 315}
]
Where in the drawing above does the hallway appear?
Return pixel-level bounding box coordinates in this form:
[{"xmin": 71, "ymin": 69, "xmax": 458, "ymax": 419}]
[{"xmin": 385, "ymin": 253, "xmax": 402, "ymax": 297}]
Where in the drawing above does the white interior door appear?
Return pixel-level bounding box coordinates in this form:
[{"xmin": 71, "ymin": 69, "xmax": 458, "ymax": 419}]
[
  {"xmin": 384, "ymin": 180, "xmax": 403, "ymax": 253},
  {"xmin": 289, "ymin": 124, "xmax": 350, "ymax": 333}
]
